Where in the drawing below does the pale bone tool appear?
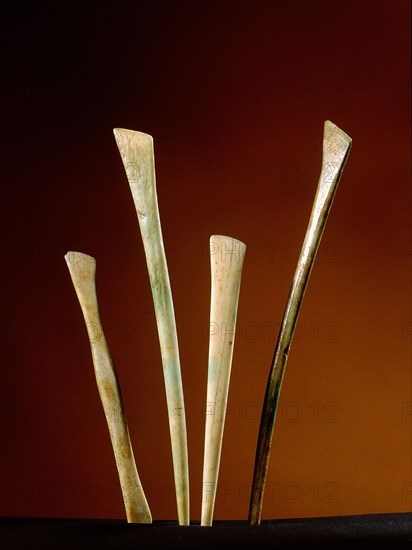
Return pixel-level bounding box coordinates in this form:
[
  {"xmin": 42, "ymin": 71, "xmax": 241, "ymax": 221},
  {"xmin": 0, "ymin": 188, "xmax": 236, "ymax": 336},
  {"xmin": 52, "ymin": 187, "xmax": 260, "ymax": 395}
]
[
  {"xmin": 113, "ymin": 129, "xmax": 190, "ymax": 525},
  {"xmin": 201, "ymin": 236, "xmax": 246, "ymax": 526},
  {"xmin": 65, "ymin": 251, "xmax": 152, "ymax": 523},
  {"xmin": 249, "ymin": 121, "xmax": 352, "ymax": 524}
]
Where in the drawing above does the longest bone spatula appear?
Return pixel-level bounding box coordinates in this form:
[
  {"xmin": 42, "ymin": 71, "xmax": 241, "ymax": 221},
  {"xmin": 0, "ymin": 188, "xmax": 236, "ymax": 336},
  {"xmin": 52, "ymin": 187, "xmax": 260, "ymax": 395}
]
[
  {"xmin": 201, "ymin": 235, "xmax": 246, "ymax": 526},
  {"xmin": 65, "ymin": 251, "xmax": 152, "ymax": 523},
  {"xmin": 113, "ymin": 129, "xmax": 189, "ymax": 525},
  {"xmin": 249, "ymin": 121, "xmax": 352, "ymax": 524}
]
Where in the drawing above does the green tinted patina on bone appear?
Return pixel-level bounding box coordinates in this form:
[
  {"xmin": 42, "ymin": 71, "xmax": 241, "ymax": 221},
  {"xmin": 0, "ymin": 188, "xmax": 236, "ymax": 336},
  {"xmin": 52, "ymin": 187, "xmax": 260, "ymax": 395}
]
[{"xmin": 114, "ymin": 129, "xmax": 189, "ymax": 526}]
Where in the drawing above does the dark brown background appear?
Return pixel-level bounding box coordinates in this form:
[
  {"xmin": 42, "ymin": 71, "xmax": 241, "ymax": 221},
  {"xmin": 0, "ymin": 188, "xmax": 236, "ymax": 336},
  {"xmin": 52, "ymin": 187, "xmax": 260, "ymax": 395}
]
[{"xmin": 1, "ymin": 0, "xmax": 410, "ymax": 521}]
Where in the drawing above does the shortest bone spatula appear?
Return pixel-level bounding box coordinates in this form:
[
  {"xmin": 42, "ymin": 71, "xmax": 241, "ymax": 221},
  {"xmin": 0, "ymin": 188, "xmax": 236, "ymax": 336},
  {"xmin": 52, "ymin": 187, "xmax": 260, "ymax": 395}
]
[
  {"xmin": 65, "ymin": 251, "xmax": 152, "ymax": 523},
  {"xmin": 201, "ymin": 235, "xmax": 246, "ymax": 526}
]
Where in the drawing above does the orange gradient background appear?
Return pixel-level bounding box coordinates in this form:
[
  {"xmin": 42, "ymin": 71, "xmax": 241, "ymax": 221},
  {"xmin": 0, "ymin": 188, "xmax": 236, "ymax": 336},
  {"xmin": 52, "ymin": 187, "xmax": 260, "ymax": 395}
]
[{"xmin": 1, "ymin": 0, "xmax": 410, "ymax": 521}]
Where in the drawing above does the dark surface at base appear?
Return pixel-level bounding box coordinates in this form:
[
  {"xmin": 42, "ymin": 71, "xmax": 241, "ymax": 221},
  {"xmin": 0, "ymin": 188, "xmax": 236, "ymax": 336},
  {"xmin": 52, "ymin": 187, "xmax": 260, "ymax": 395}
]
[{"xmin": 1, "ymin": 513, "xmax": 411, "ymax": 549}]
